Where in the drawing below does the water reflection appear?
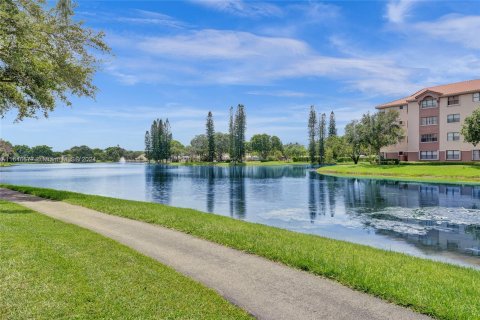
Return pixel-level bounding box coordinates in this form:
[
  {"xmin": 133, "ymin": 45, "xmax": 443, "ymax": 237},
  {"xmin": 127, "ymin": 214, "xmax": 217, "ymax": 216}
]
[
  {"xmin": 2, "ymin": 163, "xmax": 480, "ymax": 267},
  {"xmin": 145, "ymin": 165, "xmax": 173, "ymax": 205}
]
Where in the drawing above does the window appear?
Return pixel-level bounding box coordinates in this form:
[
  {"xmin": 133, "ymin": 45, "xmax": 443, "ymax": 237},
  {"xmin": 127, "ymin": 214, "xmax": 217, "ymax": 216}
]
[
  {"xmin": 399, "ymin": 105, "xmax": 404, "ymax": 110},
  {"xmin": 420, "ymin": 151, "xmax": 438, "ymax": 160},
  {"xmin": 420, "ymin": 98, "xmax": 437, "ymax": 109},
  {"xmin": 421, "ymin": 116, "xmax": 438, "ymax": 125},
  {"xmin": 473, "ymin": 150, "xmax": 480, "ymax": 161},
  {"xmin": 421, "ymin": 133, "xmax": 438, "ymax": 142},
  {"xmin": 473, "ymin": 93, "xmax": 480, "ymax": 102},
  {"xmin": 447, "ymin": 132, "xmax": 460, "ymax": 141},
  {"xmin": 399, "ymin": 120, "xmax": 404, "ymax": 125},
  {"xmin": 447, "ymin": 114, "xmax": 460, "ymax": 123},
  {"xmin": 446, "ymin": 150, "xmax": 461, "ymax": 160},
  {"xmin": 447, "ymin": 96, "xmax": 459, "ymax": 105}
]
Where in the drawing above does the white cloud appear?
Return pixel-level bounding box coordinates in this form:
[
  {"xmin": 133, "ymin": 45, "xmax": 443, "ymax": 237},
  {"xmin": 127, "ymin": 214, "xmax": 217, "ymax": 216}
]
[
  {"xmin": 385, "ymin": 0, "xmax": 417, "ymax": 23},
  {"xmin": 415, "ymin": 14, "xmax": 480, "ymax": 49},
  {"xmin": 137, "ymin": 29, "xmax": 310, "ymax": 60},
  {"xmin": 247, "ymin": 90, "xmax": 313, "ymax": 98},
  {"xmin": 117, "ymin": 10, "xmax": 189, "ymax": 29},
  {"xmin": 106, "ymin": 28, "xmax": 422, "ymax": 96},
  {"xmin": 190, "ymin": 0, "xmax": 283, "ymax": 17}
]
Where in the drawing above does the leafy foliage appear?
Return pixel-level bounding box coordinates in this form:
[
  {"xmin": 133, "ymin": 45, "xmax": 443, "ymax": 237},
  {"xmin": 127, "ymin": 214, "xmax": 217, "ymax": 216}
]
[
  {"xmin": 360, "ymin": 110, "xmax": 404, "ymax": 159},
  {"xmin": 250, "ymin": 134, "xmax": 272, "ymax": 160},
  {"xmin": 0, "ymin": 0, "xmax": 110, "ymax": 120},
  {"xmin": 461, "ymin": 108, "xmax": 480, "ymax": 146},
  {"xmin": 344, "ymin": 120, "xmax": 364, "ymax": 164}
]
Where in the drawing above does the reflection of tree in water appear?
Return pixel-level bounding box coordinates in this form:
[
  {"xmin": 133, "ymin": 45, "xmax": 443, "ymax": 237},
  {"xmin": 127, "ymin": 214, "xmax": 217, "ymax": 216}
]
[
  {"xmin": 229, "ymin": 166, "xmax": 246, "ymax": 219},
  {"xmin": 327, "ymin": 177, "xmax": 337, "ymax": 217},
  {"xmin": 308, "ymin": 175, "xmax": 317, "ymax": 223},
  {"xmin": 145, "ymin": 164, "xmax": 173, "ymax": 204},
  {"xmin": 233, "ymin": 165, "xmax": 308, "ymax": 179},
  {"xmin": 205, "ymin": 167, "xmax": 215, "ymax": 213},
  {"xmin": 466, "ymin": 225, "xmax": 480, "ymax": 241},
  {"xmin": 308, "ymin": 173, "xmax": 336, "ymax": 222}
]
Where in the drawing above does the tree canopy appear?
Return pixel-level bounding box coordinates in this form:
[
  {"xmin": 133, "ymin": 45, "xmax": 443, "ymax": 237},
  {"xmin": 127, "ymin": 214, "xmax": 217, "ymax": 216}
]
[
  {"xmin": 461, "ymin": 108, "xmax": 480, "ymax": 147},
  {"xmin": 360, "ymin": 111, "xmax": 404, "ymax": 158},
  {"xmin": 0, "ymin": 0, "xmax": 110, "ymax": 120}
]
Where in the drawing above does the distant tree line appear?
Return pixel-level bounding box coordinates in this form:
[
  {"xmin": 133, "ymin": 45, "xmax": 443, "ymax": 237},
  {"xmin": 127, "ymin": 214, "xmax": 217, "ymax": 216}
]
[
  {"xmin": 0, "ymin": 140, "xmax": 142, "ymax": 162},
  {"xmin": 307, "ymin": 107, "xmax": 404, "ymax": 165}
]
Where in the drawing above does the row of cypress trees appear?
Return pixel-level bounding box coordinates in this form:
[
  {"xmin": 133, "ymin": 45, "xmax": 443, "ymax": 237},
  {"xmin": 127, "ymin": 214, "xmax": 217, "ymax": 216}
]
[
  {"xmin": 144, "ymin": 104, "xmax": 247, "ymax": 163},
  {"xmin": 308, "ymin": 107, "xmax": 337, "ymax": 164},
  {"xmin": 144, "ymin": 119, "xmax": 172, "ymax": 162},
  {"xmin": 206, "ymin": 104, "xmax": 247, "ymax": 163}
]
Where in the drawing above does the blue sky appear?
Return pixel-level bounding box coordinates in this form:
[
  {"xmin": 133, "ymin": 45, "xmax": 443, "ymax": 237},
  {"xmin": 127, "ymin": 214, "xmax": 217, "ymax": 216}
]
[{"xmin": 2, "ymin": 0, "xmax": 480, "ymax": 150}]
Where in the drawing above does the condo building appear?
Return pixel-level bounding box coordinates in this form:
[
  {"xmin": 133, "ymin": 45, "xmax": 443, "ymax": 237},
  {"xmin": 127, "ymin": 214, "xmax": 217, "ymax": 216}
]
[{"xmin": 376, "ymin": 79, "xmax": 480, "ymax": 162}]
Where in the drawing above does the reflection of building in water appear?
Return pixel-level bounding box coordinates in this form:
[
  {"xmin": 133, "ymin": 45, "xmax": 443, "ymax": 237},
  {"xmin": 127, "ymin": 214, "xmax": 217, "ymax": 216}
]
[
  {"xmin": 378, "ymin": 223, "xmax": 480, "ymax": 256},
  {"xmin": 340, "ymin": 178, "xmax": 480, "ymax": 255},
  {"xmin": 342, "ymin": 179, "xmax": 480, "ymax": 210}
]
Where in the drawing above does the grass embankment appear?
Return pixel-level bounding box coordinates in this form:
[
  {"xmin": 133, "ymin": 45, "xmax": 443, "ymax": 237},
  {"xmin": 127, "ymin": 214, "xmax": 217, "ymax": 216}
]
[
  {"xmin": 0, "ymin": 163, "xmax": 13, "ymax": 167},
  {"xmin": 317, "ymin": 163, "xmax": 480, "ymax": 184},
  {"xmin": 3, "ymin": 185, "xmax": 480, "ymax": 319},
  {"xmin": 169, "ymin": 161, "xmax": 309, "ymax": 167},
  {"xmin": 0, "ymin": 200, "xmax": 251, "ymax": 319}
]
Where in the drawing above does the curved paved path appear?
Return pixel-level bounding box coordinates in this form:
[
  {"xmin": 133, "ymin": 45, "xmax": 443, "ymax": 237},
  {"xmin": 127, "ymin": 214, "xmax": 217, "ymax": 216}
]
[{"xmin": 0, "ymin": 188, "xmax": 429, "ymax": 320}]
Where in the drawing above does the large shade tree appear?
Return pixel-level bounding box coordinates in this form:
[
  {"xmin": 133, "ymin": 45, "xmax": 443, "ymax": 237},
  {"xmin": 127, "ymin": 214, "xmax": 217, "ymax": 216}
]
[
  {"xmin": 360, "ymin": 111, "xmax": 404, "ymax": 160},
  {"xmin": 461, "ymin": 108, "xmax": 480, "ymax": 146},
  {"xmin": 344, "ymin": 120, "xmax": 364, "ymax": 164},
  {"xmin": 0, "ymin": 0, "xmax": 110, "ymax": 120}
]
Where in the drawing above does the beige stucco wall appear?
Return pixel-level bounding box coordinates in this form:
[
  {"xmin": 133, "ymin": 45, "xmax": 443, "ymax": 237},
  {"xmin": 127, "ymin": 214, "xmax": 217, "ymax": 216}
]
[
  {"xmin": 407, "ymin": 101, "xmax": 419, "ymax": 152},
  {"xmin": 439, "ymin": 93, "xmax": 479, "ymax": 153}
]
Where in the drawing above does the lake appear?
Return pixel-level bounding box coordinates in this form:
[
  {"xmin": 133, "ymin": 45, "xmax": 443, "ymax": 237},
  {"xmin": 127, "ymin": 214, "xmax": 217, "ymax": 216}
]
[{"xmin": 2, "ymin": 163, "xmax": 480, "ymax": 268}]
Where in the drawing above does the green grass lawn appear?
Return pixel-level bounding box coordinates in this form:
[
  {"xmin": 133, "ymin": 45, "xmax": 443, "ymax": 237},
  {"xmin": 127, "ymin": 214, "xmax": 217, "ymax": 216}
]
[
  {"xmin": 317, "ymin": 163, "xmax": 480, "ymax": 184},
  {"xmin": 168, "ymin": 160, "xmax": 310, "ymax": 167},
  {"xmin": 3, "ymin": 185, "xmax": 480, "ymax": 319},
  {"xmin": 0, "ymin": 200, "xmax": 251, "ymax": 320},
  {"xmin": 0, "ymin": 163, "xmax": 13, "ymax": 167}
]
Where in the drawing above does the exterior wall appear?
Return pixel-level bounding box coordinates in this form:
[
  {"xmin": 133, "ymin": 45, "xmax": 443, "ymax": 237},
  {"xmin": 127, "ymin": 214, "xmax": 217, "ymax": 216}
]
[
  {"xmin": 439, "ymin": 93, "xmax": 478, "ymax": 152},
  {"xmin": 407, "ymin": 101, "xmax": 420, "ymax": 152}
]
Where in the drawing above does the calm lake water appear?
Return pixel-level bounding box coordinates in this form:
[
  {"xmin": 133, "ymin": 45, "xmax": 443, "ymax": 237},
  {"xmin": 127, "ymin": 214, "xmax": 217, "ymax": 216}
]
[{"xmin": 2, "ymin": 163, "xmax": 480, "ymax": 268}]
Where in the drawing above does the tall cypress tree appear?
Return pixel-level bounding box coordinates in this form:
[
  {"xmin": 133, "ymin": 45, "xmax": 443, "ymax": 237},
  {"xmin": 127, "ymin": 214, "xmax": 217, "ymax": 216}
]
[
  {"xmin": 328, "ymin": 111, "xmax": 337, "ymax": 137},
  {"xmin": 206, "ymin": 111, "xmax": 216, "ymax": 162},
  {"xmin": 308, "ymin": 106, "xmax": 317, "ymax": 163},
  {"xmin": 318, "ymin": 113, "xmax": 326, "ymax": 164},
  {"xmin": 151, "ymin": 120, "xmax": 158, "ymax": 162},
  {"xmin": 163, "ymin": 119, "xmax": 172, "ymax": 162},
  {"xmin": 234, "ymin": 104, "xmax": 246, "ymax": 163},
  {"xmin": 157, "ymin": 119, "xmax": 164, "ymax": 162},
  {"xmin": 145, "ymin": 130, "xmax": 151, "ymax": 161},
  {"xmin": 229, "ymin": 106, "xmax": 235, "ymax": 162}
]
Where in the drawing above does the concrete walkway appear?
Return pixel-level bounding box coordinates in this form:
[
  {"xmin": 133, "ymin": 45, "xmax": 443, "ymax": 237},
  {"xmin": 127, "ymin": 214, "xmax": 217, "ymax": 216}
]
[{"xmin": 0, "ymin": 188, "xmax": 429, "ymax": 320}]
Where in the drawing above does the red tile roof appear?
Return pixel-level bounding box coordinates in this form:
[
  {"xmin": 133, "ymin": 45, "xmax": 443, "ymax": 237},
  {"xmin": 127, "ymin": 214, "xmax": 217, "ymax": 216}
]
[{"xmin": 376, "ymin": 79, "xmax": 480, "ymax": 109}]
